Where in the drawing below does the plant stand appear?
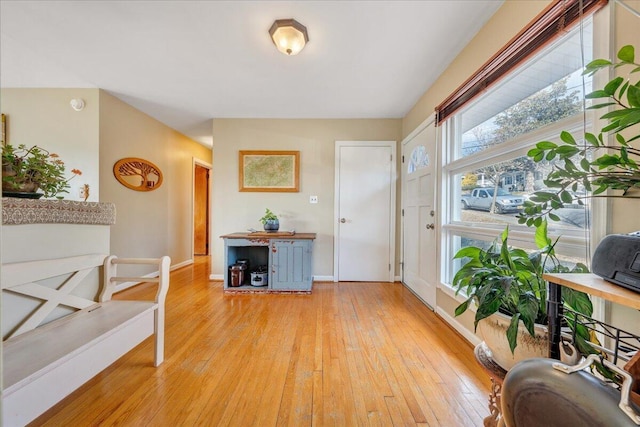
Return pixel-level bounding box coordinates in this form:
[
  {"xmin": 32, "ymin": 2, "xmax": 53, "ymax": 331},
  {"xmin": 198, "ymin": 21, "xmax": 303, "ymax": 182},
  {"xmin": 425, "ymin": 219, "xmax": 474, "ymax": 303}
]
[{"xmin": 474, "ymin": 342, "xmax": 507, "ymax": 427}]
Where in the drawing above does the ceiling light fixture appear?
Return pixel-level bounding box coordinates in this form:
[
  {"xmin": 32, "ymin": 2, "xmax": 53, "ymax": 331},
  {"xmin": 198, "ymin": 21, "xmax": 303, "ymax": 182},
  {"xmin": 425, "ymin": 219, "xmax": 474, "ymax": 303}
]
[{"xmin": 269, "ymin": 19, "xmax": 309, "ymax": 56}]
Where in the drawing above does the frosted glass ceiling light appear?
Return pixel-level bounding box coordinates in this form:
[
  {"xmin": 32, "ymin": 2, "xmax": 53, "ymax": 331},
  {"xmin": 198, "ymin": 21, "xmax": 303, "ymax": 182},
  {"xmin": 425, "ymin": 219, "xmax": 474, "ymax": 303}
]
[{"xmin": 269, "ymin": 19, "xmax": 309, "ymax": 56}]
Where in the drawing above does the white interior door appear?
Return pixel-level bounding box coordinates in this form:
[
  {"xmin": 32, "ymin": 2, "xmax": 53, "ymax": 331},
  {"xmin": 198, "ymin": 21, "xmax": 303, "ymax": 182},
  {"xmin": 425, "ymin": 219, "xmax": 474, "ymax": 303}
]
[
  {"xmin": 401, "ymin": 121, "xmax": 437, "ymax": 308},
  {"xmin": 335, "ymin": 141, "xmax": 395, "ymax": 282}
]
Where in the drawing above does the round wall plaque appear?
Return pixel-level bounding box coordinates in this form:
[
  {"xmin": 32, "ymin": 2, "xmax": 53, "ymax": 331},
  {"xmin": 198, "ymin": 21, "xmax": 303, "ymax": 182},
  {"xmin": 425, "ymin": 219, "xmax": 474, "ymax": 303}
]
[{"xmin": 113, "ymin": 157, "xmax": 163, "ymax": 191}]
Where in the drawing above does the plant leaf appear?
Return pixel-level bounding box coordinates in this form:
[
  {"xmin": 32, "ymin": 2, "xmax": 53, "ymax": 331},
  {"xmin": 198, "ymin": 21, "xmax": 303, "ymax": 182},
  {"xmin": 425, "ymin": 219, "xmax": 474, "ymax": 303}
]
[
  {"xmin": 603, "ymin": 77, "xmax": 624, "ymax": 95},
  {"xmin": 563, "ymin": 288, "xmax": 593, "ymax": 317},
  {"xmin": 454, "ymin": 298, "xmax": 471, "ymax": 317},
  {"xmin": 506, "ymin": 313, "xmax": 521, "ymax": 354},
  {"xmin": 628, "ymin": 85, "xmax": 640, "ymax": 108},
  {"xmin": 560, "ymin": 190, "xmax": 573, "ymax": 204},
  {"xmin": 560, "ymin": 131, "xmax": 576, "ymax": 145},
  {"xmin": 517, "ymin": 293, "xmax": 539, "ymax": 337},
  {"xmin": 537, "ymin": 141, "xmax": 558, "ymax": 150},
  {"xmin": 454, "ymin": 246, "xmax": 482, "ymax": 259},
  {"xmin": 618, "ymin": 45, "xmax": 635, "ymax": 63},
  {"xmin": 586, "ymin": 102, "xmax": 617, "ymax": 111},
  {"xmin": 585, "ymin": 90, "xmax": 610, "ymax": 99},
  {"xmin": 534, "ymin": 220, "xmax": 550, "ymax": 249},
  {"xmin": 585, "ymin": 132, "xmax": 599, "ymax": 146}
]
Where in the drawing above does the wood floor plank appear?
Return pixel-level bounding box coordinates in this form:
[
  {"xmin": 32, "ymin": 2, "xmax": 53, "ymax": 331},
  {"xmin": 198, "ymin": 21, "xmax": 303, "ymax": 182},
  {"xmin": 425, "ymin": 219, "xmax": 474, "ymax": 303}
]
[{"xmin": 26, "ymin": 257, "xmax": 490, "ymax": 426}]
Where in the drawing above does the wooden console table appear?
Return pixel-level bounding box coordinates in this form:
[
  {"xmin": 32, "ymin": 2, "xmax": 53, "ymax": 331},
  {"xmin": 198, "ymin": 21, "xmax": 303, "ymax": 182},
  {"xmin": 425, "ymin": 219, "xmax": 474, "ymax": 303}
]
[
  {"xmin": 544, "ymin": 273, "xmax": 640, "ymax": 360},
  {"xmin": 221, "ymin": 232, "xmax": 316, "ymax": 293}
]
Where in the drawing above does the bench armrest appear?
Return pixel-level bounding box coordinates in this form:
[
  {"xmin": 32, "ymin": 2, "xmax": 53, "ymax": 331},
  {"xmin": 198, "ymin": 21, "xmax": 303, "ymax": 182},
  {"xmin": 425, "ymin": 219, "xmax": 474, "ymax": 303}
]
[{"xmin": 101, "ymin": 256, "xmax": 171, "ymax": 305}]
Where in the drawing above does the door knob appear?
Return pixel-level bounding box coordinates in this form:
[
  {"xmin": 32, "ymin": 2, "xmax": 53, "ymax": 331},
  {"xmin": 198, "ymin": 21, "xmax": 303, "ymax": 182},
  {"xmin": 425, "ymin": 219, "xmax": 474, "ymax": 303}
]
[
  {"xmin": 426, "ymin": 223, "xmax": 435, "ymax": 229},
  {"xmin": 340, "ymin": 218, "xmax": 346, "ymax": 223}
]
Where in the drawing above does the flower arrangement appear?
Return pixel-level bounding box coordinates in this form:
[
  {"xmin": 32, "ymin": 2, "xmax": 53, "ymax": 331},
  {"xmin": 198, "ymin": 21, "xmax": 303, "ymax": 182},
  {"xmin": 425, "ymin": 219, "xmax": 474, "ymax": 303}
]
[{"xmin": 1, "ymin": 144, "xmax": 82, "ymax": 198}]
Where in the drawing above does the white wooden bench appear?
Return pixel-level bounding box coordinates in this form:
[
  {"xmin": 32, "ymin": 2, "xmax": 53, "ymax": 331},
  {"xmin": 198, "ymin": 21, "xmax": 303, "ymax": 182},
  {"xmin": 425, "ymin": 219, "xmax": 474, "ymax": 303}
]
[{"xmin": 1, "ymin": 253, "xmax": 170, "ymax": 426}]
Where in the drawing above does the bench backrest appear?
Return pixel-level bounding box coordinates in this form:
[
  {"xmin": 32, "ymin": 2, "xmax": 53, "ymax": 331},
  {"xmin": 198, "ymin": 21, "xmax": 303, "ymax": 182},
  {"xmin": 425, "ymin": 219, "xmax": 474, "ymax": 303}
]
[
  {"xmin": 2, "ymin": 254, "xmax": 171, "ymax": 341},
  {"xmin": 2, "ymin": 254, "xmax": 108, "ymax": 340}
]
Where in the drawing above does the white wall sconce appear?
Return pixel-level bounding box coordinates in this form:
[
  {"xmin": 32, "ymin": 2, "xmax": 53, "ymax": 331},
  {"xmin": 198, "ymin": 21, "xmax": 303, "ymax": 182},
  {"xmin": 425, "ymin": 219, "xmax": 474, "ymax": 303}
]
[
  {"xmin": 269, "ymin": 19, "xmax": 309, "ymax": 56},
  {"xmin": 70, "ymin": 98, "xmax": 85, "ymax": 111}
]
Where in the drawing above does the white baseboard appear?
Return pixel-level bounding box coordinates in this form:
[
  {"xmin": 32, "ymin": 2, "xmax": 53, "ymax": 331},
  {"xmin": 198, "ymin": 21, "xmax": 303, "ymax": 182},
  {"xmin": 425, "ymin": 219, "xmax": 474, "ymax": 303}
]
[
  {"xmin": 436, "ymin": 307, "xmax": 481, "ymax": 347},
  {"xmin": 209, "ymin": 274, "xmax": 332, "ymax": 282},
  {"xmin": 394, "ymin": 275, "xmax": 401, "ymax": 282},
  {"xmin": 171, "ymin": 259, "xmax": 193, "ymax": 271},
  {"xmin": 115, "ymin": 259, "xmax": 194, "ymax": 292}
]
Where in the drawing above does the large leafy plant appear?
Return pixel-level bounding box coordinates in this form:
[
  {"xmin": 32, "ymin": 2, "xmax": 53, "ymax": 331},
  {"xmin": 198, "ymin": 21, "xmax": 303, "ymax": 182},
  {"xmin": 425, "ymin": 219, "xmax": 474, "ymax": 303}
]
[
  {"xmin": 520, "ymin": 45, "xmax": 640, "ymax": 225},
  {"xmin": 452, "ymin": 221, "xmax": 592, "ymax": 353}
]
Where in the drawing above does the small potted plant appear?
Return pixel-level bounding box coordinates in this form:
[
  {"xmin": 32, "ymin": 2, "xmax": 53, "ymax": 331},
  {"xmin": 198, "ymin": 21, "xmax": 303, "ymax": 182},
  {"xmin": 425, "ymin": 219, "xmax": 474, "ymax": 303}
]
[
  {"xmin": 259, "ymin": 208, "xmax": 279, "ymax": 232},
  {"xmin": 2, "ymin": 143, "xmax": 81, "ymax": 198}
]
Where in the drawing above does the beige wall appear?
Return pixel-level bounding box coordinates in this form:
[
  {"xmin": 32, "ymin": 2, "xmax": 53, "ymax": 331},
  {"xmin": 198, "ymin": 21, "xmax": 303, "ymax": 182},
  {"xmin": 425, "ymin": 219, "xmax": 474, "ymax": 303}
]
[
  {"xmin": 0, "ymin": 88, "xmax": 100, "ymax": 201},
  {"xmin": 402, "ymin": 0, "xmax": 551, "ymax": 139},
  {"xmin": 210, "ymin": 118, "xmax": 402, "ymax": 278},
  {"xmin": 99, "ymin": 90, "xmax": 211, "ymax": 267}
]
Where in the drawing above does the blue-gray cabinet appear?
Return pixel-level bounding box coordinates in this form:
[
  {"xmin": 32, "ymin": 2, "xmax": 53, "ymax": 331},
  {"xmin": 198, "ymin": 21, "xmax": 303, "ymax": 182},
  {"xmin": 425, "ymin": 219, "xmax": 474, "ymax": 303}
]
[
  {"xmin": 270, "ymin": 239, "xmax": 313, "ymax": 290},
  {"xmin": 221, "ymin": 232, "xmax": 316, "ymax": 293}
]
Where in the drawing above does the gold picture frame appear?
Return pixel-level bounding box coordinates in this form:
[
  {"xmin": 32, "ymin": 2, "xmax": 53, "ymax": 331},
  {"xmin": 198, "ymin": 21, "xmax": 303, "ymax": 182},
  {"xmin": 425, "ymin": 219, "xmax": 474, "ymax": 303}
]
[
  {"xmin": 113, "ymin": 157, "xmax": 163, "ymax": 191},
  {"xmin": 239, "ymin": 150, "xmax": 300, "ymax": 192},
  {"xmin": 1, "ymin": 114, "xmax": 6, "ymax": 145}
]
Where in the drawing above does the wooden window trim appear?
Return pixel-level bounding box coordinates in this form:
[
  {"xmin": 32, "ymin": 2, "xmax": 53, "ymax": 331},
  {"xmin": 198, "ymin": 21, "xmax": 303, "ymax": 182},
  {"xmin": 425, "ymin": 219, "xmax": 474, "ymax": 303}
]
[{"xmin": 435, "ymin": 0, "xmax": 608, "ymax": 125}]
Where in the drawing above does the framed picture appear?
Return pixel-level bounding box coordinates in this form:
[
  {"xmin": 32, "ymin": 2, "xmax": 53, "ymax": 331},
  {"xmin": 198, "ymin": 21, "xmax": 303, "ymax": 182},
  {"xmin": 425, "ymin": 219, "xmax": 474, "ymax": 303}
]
[
  {"xmin": 1, "ymin": 114, "xmax": 6, "ymax": 145},
  {"xmin": 239, "ymin": 150, "xmax": 300, "ymax": 192}
]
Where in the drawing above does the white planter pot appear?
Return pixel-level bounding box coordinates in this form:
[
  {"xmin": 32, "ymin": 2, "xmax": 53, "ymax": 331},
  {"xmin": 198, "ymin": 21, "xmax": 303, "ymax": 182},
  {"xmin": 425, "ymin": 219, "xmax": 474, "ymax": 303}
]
[{"xmin": 478, "ymin": 311, "xmax": 548, "ymax": 371}]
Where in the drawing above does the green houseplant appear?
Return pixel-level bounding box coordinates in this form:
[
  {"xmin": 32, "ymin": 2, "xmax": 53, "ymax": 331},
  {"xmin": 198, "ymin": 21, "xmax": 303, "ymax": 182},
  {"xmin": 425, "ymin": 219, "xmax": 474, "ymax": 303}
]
[
  {"xmin": 452, "ymin": 221, "xmax": 593, "ymax": 368},
  {"xmin": 259, "ymin": 208, "xmax": 279, "ymax": 232},
  {"xmin": 520, "ymin": 45, "xmax": 640, "ymax": 224},
  {"xmin": 1, "ymin": 143, "xmax": 81, "ymax": 198}
]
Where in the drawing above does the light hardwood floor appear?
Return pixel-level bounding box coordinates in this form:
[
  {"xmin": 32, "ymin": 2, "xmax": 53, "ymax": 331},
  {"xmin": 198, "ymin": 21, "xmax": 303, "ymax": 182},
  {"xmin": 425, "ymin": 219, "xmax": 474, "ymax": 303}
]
[{"xmin": 32, "ymin": 256, "xmax": 491, "ymax": 426}]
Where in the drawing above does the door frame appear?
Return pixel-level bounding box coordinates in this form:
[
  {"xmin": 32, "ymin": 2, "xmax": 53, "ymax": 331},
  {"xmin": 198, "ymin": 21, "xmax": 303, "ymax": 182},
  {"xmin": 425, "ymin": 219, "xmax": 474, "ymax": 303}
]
[
  {"xmin": 400, "ymin": 117, "xmax": 439, "ymax": 304},
  {"xmin": 192, "ymin": 157, "xmax": 212, "ymax": 258},
  {"xmin": 333, "ymin": 140, "xmax": 397, "ymax": 283}
]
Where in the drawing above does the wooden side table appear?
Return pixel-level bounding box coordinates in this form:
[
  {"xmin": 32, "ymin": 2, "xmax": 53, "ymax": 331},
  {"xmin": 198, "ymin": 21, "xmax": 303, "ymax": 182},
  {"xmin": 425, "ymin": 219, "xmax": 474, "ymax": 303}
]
[{"xmin": 475, "ymin": 342, "xmax": 508, "ymax": 427}]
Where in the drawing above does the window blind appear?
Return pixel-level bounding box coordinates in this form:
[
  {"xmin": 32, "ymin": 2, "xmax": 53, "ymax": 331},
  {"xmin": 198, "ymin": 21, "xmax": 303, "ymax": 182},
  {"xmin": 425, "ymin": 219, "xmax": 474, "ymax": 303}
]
[{"xmin": 435, "ymin": 0, "xmax": 608, "ymax": 126}]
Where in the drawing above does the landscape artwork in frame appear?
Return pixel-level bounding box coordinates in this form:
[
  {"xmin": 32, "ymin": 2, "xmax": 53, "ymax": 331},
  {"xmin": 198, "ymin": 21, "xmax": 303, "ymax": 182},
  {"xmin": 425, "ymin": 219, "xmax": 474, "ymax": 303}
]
[{"xmin": 239, "ymin": 150, "xmax": 300, "ymax": 192}]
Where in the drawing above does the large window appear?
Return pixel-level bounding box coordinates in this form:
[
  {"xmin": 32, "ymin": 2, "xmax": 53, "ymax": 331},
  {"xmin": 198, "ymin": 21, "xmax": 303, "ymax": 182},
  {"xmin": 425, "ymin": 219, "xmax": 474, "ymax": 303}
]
[{"xmin": 442, "ymin": 19, "xmax": 594, "ymax": 286}]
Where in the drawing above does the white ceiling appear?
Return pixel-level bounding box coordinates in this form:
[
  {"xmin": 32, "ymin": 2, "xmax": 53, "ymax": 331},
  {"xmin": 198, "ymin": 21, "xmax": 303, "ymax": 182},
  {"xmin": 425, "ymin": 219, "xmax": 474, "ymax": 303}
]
[{"xmin": 0, "ymin": 1, "xmax": 503, "ymax": 146}]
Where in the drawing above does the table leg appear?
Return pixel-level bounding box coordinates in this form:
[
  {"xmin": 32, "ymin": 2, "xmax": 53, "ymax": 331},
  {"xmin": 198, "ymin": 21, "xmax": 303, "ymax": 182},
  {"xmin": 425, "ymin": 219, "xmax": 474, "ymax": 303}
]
[
  {"xmin": 483, "ymin": 378, "xmax": 502, "ymax": 427},
  {"xmin": 548, "ymin": 281, "xmax": 563, "ymax": 360}
]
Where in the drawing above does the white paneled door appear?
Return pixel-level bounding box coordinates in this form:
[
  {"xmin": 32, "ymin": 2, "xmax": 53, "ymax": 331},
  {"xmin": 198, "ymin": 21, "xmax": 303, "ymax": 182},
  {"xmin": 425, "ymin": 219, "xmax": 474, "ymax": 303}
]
[
  {"xmin": 335, "ymin": 141, "xmax": 396, "ymax": 282},
  {"xmin": 401, "ymin": 121, "xmax": 437, "ymax": 309}
]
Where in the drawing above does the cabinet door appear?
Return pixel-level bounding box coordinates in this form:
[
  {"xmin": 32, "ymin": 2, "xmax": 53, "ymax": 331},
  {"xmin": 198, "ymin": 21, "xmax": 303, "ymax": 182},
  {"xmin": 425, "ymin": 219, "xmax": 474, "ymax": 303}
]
[{"xmin": 271, "ymin": 240, "xmax": 313, "ymax": 290}]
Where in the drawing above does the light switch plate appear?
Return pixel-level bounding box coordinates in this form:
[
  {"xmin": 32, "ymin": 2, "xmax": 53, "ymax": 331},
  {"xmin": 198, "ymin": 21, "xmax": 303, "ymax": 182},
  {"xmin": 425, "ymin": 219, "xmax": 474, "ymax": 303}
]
[{"xmin": 310, "ymin": 195, "xmax": 318, "ymax": 204}]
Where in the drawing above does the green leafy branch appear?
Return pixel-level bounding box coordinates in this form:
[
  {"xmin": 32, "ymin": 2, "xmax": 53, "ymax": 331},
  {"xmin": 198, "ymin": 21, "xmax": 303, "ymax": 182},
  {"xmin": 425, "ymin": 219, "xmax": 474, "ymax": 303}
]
[{"xmin": 519, "ymin": 45, "xmax": 640, "ymax": 225}]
